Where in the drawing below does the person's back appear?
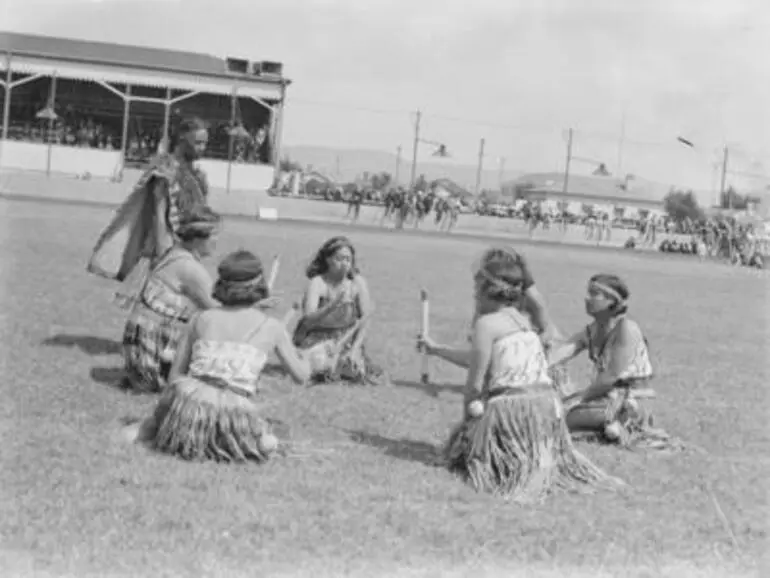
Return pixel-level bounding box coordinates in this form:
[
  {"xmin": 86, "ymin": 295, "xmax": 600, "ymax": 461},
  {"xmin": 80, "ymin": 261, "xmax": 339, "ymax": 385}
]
[
  {"xmin": 484, "ymin": 307, "xmax": 551, "ymax": 392},
  {"xmin": 186, "ymin": 309, "xmax": 280, "ymax": 396}
]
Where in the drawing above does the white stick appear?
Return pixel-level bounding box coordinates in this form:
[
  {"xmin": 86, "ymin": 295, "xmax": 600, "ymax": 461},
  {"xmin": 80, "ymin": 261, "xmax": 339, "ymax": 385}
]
[
  {"xmin": 420, "ymin": 289, "xmax": 430, "ymax": 384},
  {"xmin": 267, "ymin": 254, "xmax": 280, "ymax": 291}
]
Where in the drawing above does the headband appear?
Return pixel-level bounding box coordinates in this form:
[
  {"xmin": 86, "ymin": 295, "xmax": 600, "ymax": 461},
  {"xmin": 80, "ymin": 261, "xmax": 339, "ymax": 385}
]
[{"xmin": 591, "ymin": 281, "xmax": 626, "ymax": 305}]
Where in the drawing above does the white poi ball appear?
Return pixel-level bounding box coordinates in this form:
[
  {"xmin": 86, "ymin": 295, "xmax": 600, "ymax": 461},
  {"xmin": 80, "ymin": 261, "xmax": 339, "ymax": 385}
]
[
  {"xmin": 625, "ymin": 398, "xmax": 639, "ymax": 411},
  {"xmin": 467, "ymin": 400, "xmax": 484, "ymax": 418},
  {"xmin": 604, "ymin": 421, "xmax": 623, "ymax": 440},
  {"xmin": 258, "ymin": 433, "xmax": 279, "ymax": 454}
]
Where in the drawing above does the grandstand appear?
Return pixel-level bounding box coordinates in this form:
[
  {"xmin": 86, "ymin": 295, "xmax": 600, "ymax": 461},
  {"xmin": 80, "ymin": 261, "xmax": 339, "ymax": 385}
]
[{"xmin": 0, "ymin": 31, "xmax": 290, "ymax": 192}]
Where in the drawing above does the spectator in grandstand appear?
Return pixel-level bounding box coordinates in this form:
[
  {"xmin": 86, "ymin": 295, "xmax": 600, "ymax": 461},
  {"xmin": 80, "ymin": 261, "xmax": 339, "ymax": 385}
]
[
  {"xmin": 549, "ymin": 274, "xmax": 683, "ymax": 451},
  {"xmin": 420, "ymin": 246, "xmax": 620, "ymax": 500},
  {"xmin": 292, "ymin": 236, "xmax": 386, "ymax": 386}
]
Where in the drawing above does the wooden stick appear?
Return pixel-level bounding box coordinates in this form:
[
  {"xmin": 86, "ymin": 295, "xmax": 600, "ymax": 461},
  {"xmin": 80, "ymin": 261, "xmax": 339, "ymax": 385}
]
[{"xmin": 419, "ymin": 289, "xmax": 430, "ymax": 385}]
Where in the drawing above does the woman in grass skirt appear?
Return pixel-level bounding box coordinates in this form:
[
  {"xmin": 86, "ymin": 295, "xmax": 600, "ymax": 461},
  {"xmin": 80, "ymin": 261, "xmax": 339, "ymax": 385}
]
[
  {"xmin": 142, "ymin": 250, "xmax": 328, "ymax": 463},
  {"xmin": 420, "ymin": 247, "xmax": 620, "ymax": 501},
  {"xmin": 293, "ymin": 236, "xmax": 385, "ymax": 385},
  {"xmin": 468, "ymin": 247, "xmax": 575, "ymax": 397},
  {"xmin": 122, "ymin": 207, "xmax": 221, "ymax": 393},
  {"xmin": 550, "ymin": 274, "xmax": 683, "ymax": 451}
]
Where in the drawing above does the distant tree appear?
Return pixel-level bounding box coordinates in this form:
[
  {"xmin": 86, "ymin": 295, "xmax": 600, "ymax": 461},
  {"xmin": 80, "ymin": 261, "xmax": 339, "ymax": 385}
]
[
  {"xmin": 370, "ymin": 171, "xmax": 392, "ymax": 191},
  {"xmin": 720, "ymin": 186, "xmax": 749, "ymax": 210},
  {"xmin": 663, "ymin": 188, "xmax": 705, "ymax": 221},
  {"xmin": 279, "ymin": 157, "xmax": 303, "ymax": 173}
]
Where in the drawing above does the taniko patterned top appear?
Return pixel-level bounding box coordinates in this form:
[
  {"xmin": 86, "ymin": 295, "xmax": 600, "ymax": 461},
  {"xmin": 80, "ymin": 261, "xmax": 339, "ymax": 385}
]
[{"xmin": 187, "ymin": 340, "xmax": 269, "ymax": 397}]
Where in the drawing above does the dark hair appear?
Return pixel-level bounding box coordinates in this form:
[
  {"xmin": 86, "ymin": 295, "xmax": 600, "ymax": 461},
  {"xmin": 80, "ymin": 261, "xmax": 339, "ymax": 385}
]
[
  {"xmin": 176, "ymin": 206, "xmax": 221, "ymax": 243},
  {"xmin": 168, "ymin": 117, "xmax": 208, "ymax": 153},
  {"xmin": 212, "ymin": 250, "xmax": 269, "ymax": 306},
  {"xmin": 589, "ymin": 273, "xmax": 630, "ymax": 315},
  {"xmin": 305, "ymin": 236, "xmax": 359, "ymax": 279},
  {"xmin": 475, "ymin": 248, "xmax": 527, "ymax": 305}
]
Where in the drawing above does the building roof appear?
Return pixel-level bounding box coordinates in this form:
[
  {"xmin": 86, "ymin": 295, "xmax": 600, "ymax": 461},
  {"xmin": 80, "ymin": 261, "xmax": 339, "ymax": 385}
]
[
  {"xmin": 0, "ymin": 31, "xmax": 284, "ymax": 85},
  {"xmin": 505, "ymin": 172, "xmax": 670, "ymax": 204},
  {"xmin": 432, "ymin": 178, "xmax": 472, "ymax": 198}
]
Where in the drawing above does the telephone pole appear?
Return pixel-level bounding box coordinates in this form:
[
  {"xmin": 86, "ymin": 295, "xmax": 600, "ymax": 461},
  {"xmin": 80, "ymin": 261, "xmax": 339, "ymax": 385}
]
[
  {"xmin": 720, "ymin": 146, "xmax": 730, "ymax": 209},
  {"xmin": 395, "ymin": 145, "xmax": 402, "ymax": 185},
  {"xmin": 409, "ymin": 110, "xmax": 421, "ymax": 190},
  {"xmin": 563, "ymin": 128, "xmax": 574, "ymax": 196},
  {"xmin": 474, "ymin": 137, "xmax": 485, "ymax": 196}
]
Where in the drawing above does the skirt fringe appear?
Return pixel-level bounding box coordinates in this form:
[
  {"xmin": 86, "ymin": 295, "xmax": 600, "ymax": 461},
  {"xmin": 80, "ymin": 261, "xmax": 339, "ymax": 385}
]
[
  {"xmin": 151, "ymin": 376, "xmax": 272, "ymax": 463},
  {"xmin": 572, "ymin": 389, "xmax": 687, "ymax": 453},
  {"xmin": 445, "ymin": 388, "xmax": 623, "ymax": 502}
]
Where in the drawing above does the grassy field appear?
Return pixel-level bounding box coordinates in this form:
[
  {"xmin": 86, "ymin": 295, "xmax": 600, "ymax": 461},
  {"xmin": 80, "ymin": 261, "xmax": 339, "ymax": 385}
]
[{"xmin": 0, "ymin": 198, "xmax": 767, "ymax": 578}]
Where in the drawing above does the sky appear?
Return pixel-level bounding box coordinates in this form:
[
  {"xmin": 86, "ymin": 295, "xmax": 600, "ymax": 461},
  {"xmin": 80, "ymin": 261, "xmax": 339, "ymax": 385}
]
[{"xmin": 2, "ymin": 0, "xmax": 768, "ymax": 199}]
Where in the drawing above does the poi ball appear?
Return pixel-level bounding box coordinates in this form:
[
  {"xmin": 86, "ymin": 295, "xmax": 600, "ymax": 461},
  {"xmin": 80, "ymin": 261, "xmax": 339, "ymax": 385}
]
[
  {"xmin": 258, "ymin": 433, "xmax": 279, "ymax": 455},
  {"xmin": 467, "ymin": 400, "xmax": 484, "ymax": 418},
  {"xmin": 604, "ymin": 421, "xmax": 623, "ymax": 440},
  {"xmin": 625, "ymin": 398, "xmax": 639, "ymax": 411}
]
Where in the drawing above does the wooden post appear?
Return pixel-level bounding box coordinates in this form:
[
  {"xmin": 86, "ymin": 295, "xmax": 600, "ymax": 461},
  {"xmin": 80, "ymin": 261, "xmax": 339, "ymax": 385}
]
[
  {"xmin": 474, "ymin": 137, "xmax": 485, "ymax": 196},
  {"xmin": 119, "ymin": 84, "xmax": 131, "ymax": 179},
  {"xmin": 563, "ymin": 128, "xmax": 574, "ymax": 197},
  {"xmin": 0, "ymin": 53, "xmax": 12, "ymax": 169},
  {"xmin": 162, "ymin": 87, "xmax": 172, "ymax": 153},
  {"xmin": 45, "ymin": 72, "xmax": 57, "ymax": 177},
  {"xmin": 225, "ymin": 89, "xmax": 237, "ymax": 194},
  {"xmin": 271, "ymin": 82, "xmax": 286, "ymax": 187},
  {"xmin": 395, "ymin": 145, "xmax": 402, "ymax": 185},
  {"xmin": 409, "ymin": 110, "xmax": 421, "ymax": 190},
  {"xmin": 720, "ymin": 146, "xmax": 729, "ymax": 209}
]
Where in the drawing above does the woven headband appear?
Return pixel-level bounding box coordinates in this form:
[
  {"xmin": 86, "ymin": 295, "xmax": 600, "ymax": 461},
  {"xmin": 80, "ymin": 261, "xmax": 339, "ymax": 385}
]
[{"xmin": 591, "ymin": 281, "xmax": 625, "ymax": 304}]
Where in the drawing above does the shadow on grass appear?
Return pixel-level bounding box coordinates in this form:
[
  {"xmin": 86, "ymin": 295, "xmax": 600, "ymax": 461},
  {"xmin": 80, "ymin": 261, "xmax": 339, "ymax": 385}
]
[
  {"xmin": 90, "ymin": 366, "xmax": 130, "ymax": 391},
  {"xmin": 42, "ymin": 334, "xmax": 122, "ymax": 356},
  {"xmin": 389, "ymin": 378, "xmax": 460, "ymax": 398},
  {"xmin": 347, "ymin": 429, "xmax": 443, "ymax": 468}
]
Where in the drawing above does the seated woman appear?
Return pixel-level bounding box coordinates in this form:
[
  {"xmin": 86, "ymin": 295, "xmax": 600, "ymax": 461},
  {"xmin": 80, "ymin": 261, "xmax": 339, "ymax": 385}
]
[
  {"xmin": 293, "ymin": 236, "xmax": 385, "ymax": 385},
  {"xmin": 419, "ymin": 247, "xmax": 620, "ymax": 501},
  {"xmin": 142, "ymin": 250, "xmax": 331, "ymax": 462},
  {"xmin": 468, "ymin": 247, "xmax": 574, "ymax": 397},
  {"xmin": 549, "ymin": 274, "xmax": 682, "ymax": 451},
  {"xmin": 122, "ymin": 207, "xmax": 221, "ymax": 393}
]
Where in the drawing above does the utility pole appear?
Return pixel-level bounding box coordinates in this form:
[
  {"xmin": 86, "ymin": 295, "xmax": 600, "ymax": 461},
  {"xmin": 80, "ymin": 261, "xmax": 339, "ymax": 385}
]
[
  {"xmin": 474, "ymin": 137, "xmax": 485, "ymax": 196},
  {"xmin": 616, "ymin": 108, "xmax": 626, "ymax": 177},
  {"xmin": 720, "ymin": 146, "xmax": 730, "ymax": 209},
  {"xmin": 335, "ymin": 154, "xmax": 341, "ymax": 180},
  {"xmin": 498, "ymin": 156, "xmax": 506, "ymax": 189},
  {"xmin": 409, "ymin": 110, "xmax": 421, "ymax": 190},
  {"xmin": 395, "ymin": 145, "xmax": 402, "ymax": 185},
  {"xmin": 562, "ymin": 128, "xmax": 574, "ymax": 196}
]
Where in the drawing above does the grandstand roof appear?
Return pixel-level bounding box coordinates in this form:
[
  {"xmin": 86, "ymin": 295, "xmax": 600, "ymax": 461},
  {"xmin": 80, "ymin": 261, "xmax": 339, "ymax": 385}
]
[
  {"xmin": 0, "ymin": 31, "xmax": 285, "ymax": 86},
  {"xmin": 504, "ymin": 172, "xmax": 669, "ymax": 206}
]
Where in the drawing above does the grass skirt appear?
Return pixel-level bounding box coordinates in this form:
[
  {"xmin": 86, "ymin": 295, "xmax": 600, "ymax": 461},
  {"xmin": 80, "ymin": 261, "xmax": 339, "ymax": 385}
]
[
  {"xmin": 569, "ymin": 387, "xmax": 686, "ymax": 452},
  {"xmin": 150, "ymin": 376, "xmax": 273, "ymax": 463},
  {"xmin": 445, "ymin": 385, "xmax": 622, "ymax": 502}
]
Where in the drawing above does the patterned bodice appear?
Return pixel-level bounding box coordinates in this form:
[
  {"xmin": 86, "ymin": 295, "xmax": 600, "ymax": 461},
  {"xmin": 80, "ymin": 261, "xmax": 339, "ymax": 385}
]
[
  {"xmin": 187, "ymin": 340, "xmax": 268, "ymax": 396},
  {"xmin": 486, "ymin": 331, "xmax": 552, "ymax": 392},
  {"xmin": 587, "ymin": 321, "xmax": 653, "ymax": 382}
]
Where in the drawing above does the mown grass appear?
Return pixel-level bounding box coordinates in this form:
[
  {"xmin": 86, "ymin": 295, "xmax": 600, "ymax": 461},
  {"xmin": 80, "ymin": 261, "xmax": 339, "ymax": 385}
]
[{"xmin": 0, "ymin": 199, "xmax": 766, "ymax": 577}]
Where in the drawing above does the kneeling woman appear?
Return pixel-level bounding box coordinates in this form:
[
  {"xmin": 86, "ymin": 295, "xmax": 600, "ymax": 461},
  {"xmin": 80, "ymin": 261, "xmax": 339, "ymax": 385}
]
[
  {"xmin": 550, "ymin": 274, "xmax": 681, "ymax": 451},
  {"xmin": 293, "ymin": 236, "xmax": 385, "ymax": 385},
  {"xmin": 144, "ymin": 250, "xmax": 329, "ymax": 462},
  {"xmin": 122, "ymin": 207, "xmax": 221, "ymax": 393},
  {"xmin": 420, "ymin": 247, "xmax": 620, "ymax": 501}
]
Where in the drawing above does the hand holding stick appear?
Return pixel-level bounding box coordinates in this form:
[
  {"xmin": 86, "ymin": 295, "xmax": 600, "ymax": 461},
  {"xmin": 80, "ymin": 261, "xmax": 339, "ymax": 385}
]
[{"xmin": 256, "ymin": 254, "xmax": 282, "ymax": 310}]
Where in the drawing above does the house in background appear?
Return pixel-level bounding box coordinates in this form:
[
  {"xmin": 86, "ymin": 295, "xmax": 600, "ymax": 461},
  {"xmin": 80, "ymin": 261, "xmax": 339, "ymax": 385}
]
[{"xmin": 503, "ymin": 172, "xmax": 668, "ymax": 217}]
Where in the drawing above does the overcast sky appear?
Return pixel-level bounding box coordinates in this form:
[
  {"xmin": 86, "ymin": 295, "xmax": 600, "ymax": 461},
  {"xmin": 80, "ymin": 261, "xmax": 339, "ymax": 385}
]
[{"xmin": 2, "ymin": 0, "xmax": 768, "ymax": 197}]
